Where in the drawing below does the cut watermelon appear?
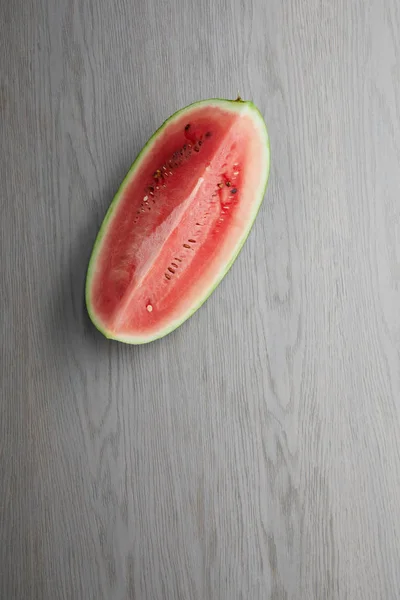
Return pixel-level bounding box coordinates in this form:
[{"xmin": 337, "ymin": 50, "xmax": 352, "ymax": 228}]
[{"xmin": 86, "ymin": 98, "xmax": 270, "ymax": 344}]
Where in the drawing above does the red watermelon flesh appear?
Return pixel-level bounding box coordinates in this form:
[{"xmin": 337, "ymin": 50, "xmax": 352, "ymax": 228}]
[{"xmin": 86, "ymin": 99, "xmax": 270, "ymax": 344}]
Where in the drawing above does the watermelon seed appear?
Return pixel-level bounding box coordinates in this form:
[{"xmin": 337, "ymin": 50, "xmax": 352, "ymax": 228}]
[
  {"xmin": 165, "ymin": 273, "xmax": 171, "ymax": 280},
  {"xmin": 225, "ymin": 181, "xmax": 231, "ymax": 187},
  {"xmin": 147, "ymin": 304, "xmax": 153, "ymax": 312},
  {"xmin": 185, "ymin": 123, "xmax": 191, "ymax": 131},
  {"xmin": 231, "ymin": 188, "xmax": 238, "ymax": 194},
  {"xmin": 168, "ymin": 267, "xmax": 175, "ymax": 274},
  {"xmin": 218, "ymin": 183, "xmax": 223, "ymax": 189},
  {"xmin": 188, "ymin": 239, "xmax": 196, "ymax": 243},
  {"xmin": 198, "ymin": 140, "xmax": 203, "ymax": 147},
  {"xmin": 194, "ymin": 146, "xmax": 200, "ymax": 152},
  {"xmin": 143, "ymin": 195, "xmax": 148, "ymax": 202},
  {"xmin": 183, "ymin": 244, "xmax": 191, "ymax": 249},
  {"xmin": 169, "ymin": 171, "xmax": 173, "ymax": 176},
  {"xmin": 171, "ymin": 262, "xmax": 178, "ymax": 268},
  {"xmin": 205, "ymin": 131, "xmax": 212, "ymax": 137},
  {"xmin": 174, "ymin": 257, "xmax": 182, "ymax": 262}
]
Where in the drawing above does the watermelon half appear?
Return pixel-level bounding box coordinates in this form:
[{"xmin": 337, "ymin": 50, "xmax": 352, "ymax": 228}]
[{"xmin": 86, "ymin": 98, "xmax": 270, "ymax": 344}]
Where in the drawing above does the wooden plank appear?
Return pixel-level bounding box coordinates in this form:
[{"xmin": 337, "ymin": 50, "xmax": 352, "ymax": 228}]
[{"xmin": 1, "ymin": 0, "xmax": 400, "ymax": 598}]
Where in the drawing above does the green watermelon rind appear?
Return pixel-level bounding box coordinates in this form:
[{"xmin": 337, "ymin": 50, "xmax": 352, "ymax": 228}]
[{"xmin": 86, "ymin": 97, "xmax": 270, "ymax": 344}]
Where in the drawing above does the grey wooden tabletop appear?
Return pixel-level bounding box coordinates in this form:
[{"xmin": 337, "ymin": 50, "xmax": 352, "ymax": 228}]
[{"xmin": 2, "ymin": 0, "xmax": 400, "ymax": 598}]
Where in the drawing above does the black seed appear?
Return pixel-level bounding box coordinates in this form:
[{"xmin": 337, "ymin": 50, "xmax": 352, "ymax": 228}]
[
  {"xmin": 231, "ymin": 188, "xmax": 238, "ymax": 194},
  {"xmin": 185, "ymin": 123, "xmax": 191, "ymax": 131},
  {"xmin": 205, "ymin": 131, "xmax": 212, "ymax": 137},
  {"xmin": 183, "ymin": 243, "xmax": 191, "ymax": 249},
  {"xmin": 148, "ymin": 186, "xmax": 154, "ymax": 192},
  {"xmin": 174, "ymin": 257, "xmax": 182, "ymax": 262},
  {"xmin": 226, "ymin": 181, "xmax": 231, "ymax": 187},
  {"xmin": 194, "ymin": 146, "xmax": 200, "ymax": 152},
  {"xmin": 188, "ymin": 239, "xmax": 196, "ymax": 243},
  {"xmin": 168, "ymin": 267, "xmax": 175, "ymax": 274},
  {"xmin": 165, "ymin": 273, "xmax": 171, "ymax": 280},
  {"xmin": 171, "ymin": 262, "xmax": 178, "ymax": 268},
  {"xmin": 198, "ymin": 140, "xmax": 202, "ymax": 146},
  {"xmin": 217, "ymin": 183, "xmax": 223, "ymax": 189}
]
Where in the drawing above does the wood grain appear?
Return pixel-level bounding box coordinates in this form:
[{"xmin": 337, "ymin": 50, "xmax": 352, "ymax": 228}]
[{"xmin": 1, "ymin": 0, "xmax": 400, "ymax": 598}]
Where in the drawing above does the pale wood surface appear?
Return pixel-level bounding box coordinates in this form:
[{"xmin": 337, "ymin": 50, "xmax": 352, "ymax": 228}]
[{"xmin": 2, "ymin": 0, "xmax": 400, "ymax": 598}]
